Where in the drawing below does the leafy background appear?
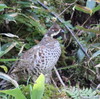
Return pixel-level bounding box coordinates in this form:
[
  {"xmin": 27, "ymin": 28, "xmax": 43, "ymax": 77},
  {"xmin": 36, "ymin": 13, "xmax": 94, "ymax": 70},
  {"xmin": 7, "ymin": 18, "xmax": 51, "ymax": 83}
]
[{"xmin": 0, "ymin": 0, "xmax": 100, "ymax": 99}]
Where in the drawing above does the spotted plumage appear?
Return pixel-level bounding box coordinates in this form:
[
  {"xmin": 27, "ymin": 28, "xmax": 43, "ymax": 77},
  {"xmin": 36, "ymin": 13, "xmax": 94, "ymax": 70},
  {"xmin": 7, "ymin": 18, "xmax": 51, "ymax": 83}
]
[{"xmin": 0, "ymin": 23, "xmax": 63, "ymax": 89}]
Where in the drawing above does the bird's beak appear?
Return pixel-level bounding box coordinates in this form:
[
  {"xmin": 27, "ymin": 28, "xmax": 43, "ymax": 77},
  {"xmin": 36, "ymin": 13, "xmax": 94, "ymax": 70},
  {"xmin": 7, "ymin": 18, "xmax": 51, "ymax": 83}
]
[{"xmin": 60, "ymin": 29, "xmax": 65, "ymax": 33}]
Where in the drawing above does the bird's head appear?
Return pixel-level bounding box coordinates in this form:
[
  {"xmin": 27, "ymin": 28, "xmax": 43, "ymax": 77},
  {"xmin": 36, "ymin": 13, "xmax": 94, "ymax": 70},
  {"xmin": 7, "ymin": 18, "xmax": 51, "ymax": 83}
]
[{"xmin": 45, "ymin": 23, "xmax": 64, "ymax": 38}]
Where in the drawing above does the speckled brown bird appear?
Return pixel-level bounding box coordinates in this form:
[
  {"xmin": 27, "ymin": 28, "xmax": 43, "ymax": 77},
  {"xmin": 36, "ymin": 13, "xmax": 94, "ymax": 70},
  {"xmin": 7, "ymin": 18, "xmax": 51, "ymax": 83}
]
[{"xmin": 0, "ymin": 23, "xmax": 63, "ymax": 89}]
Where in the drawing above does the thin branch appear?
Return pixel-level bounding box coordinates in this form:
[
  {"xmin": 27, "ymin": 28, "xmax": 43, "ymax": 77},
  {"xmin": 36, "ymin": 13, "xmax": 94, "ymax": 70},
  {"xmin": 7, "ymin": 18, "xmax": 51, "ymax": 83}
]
[
  {"xmin": 76, "ymin": 15, "xmax": 92, "ymax": 34},
  {"xmin": 54, "ymin": 66, "xmax": 66, "ymax": 87},
  {"xmin": 51, "ymin": 77, "xmax": 61, "ymax": 92},
  {"xmin": 57, "ymin": 1, "xmax": 77, "ymax": 18},
  {"xmin": 37, "ymin": 0, "xmax": 92, "ymax": 61}
]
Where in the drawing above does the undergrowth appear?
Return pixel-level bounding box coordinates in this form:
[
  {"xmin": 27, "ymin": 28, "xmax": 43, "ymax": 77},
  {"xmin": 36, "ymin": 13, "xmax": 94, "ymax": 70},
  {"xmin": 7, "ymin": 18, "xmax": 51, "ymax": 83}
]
[{"xmin": 0, "ymin": 0, "xmax": 100, "ymax": 99}]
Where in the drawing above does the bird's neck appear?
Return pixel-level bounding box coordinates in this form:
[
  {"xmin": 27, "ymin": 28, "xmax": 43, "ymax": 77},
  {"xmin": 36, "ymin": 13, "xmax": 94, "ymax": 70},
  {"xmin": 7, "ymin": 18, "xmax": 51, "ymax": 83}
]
[{"xmin": 39, "ymin": 35, "xmax": 57, "ymax": 45}]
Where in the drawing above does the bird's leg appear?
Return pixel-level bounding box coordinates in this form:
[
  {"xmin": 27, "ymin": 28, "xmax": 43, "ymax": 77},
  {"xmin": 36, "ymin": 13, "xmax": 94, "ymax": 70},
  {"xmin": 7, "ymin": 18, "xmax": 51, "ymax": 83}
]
[{"xmin": 45, "ymin": 72, "xmax": 52, "ymax": 83}]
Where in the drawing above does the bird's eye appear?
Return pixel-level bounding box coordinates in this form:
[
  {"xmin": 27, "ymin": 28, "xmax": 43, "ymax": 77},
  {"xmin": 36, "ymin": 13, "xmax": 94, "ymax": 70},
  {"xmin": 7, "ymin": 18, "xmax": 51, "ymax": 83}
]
[{"xmin": 51, "ymin": 28, "xmax": 58, "ymax": 32}]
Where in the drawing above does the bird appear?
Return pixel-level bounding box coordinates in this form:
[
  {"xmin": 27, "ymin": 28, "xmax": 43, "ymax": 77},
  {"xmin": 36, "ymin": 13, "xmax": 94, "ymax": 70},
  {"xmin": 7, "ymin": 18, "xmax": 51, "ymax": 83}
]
[{"xmin": 0, "ymin": 23, "xmax": 63, "ymax": 89}]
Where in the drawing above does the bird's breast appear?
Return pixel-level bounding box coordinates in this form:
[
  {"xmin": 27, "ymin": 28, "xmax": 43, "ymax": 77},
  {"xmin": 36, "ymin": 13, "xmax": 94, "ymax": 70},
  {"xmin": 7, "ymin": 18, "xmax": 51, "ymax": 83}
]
[{"xmin": 35, "ymin": 41, "xmax": 61, "ymax": 74}]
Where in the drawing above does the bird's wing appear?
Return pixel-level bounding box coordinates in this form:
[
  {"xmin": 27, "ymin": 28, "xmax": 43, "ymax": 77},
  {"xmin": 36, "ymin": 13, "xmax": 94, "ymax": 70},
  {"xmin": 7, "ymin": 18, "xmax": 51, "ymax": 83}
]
[{"xmin": 10, "ymin": 44, "xmax": 45, "ymax": 73}]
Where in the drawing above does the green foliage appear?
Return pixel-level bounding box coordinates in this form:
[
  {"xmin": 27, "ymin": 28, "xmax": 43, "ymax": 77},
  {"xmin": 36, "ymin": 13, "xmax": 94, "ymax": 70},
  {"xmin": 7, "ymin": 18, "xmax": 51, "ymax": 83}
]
[
  {"xmin": 0, "ymin": 59, "xmax": 19, "ymax": 62},
  {"xmin": 76, "ymin": 48, "xmax": 86, "ymax": 62},
  {"xmin": 0, "ymin": 0, "xmax": 47, "ymax": 66},
  {"xmin": 43, "ymin": 84, "xmax": 58, "ymax": 99},
  {"xmin": 0, "ymin": 42, "xmax": 17, "ymax": 57},
  {"xmin": 0, "ymin": 72, "xmax": 19, "ymax": 88},
  {"xmin": 0, "ymin": 65, "xmax": 8, "ymax": 73},
  {"xmin": 65, "ymin": 86, "xmax": 99, "ymax": 99},
  {"xmin": 0, "ymin": 88, "xmax": 26, "ymax": 99},
  {"xmin": 0, "ymin": 74, "xmax": 45, "ymax": 99},
  {"xmin": 90, "ymin": 50, "xmax": 100, "ymax": 61},
  {"xmin": 0, "ymin": 0, "xmax": 100, "ymax": 98},
  {"xmin": 31, "ymin": 74, "xmax": 45, "ymax": 99},
  {"xmin": 76, "ymin": 26, "xmax": 100, "ymax": 34},
  {"xmin": 0, "ymin": 4, "xmax": 9, "ymax": 11},
  {"xmin": 75, "ymin": 0, "xmax": 100, "ymax": 15}
]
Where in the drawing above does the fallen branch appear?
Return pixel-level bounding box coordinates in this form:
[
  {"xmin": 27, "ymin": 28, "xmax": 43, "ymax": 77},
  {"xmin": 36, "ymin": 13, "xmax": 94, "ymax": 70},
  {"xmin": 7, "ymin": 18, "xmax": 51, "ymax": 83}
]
[
  {"xmin": 54, "ymin": 66, "xmax": 66, "ymax": 87},
  {"xmin": 37, "ymin": 0, "xmax": 92, "ymax": 60}
]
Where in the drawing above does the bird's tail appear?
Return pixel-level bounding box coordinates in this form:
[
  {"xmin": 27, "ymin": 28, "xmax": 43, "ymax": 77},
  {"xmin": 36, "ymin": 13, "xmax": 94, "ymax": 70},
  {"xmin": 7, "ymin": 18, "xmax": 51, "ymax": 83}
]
[
  {"xmin": 0, "ymin": 80, "xmax": 11, "ymax": 90},
  {"xmin": 0, "ymin": 72, "xmax": 19, "ymax": 90}
]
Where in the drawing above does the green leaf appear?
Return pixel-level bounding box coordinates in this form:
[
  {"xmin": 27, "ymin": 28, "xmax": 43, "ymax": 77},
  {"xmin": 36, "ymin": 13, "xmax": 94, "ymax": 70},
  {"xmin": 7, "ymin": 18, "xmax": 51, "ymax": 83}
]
[
  {"xmin": 0, "ymin": 4, "xmax": 8, "ymax": 11},
  {"xmin": 0, "ymin": 94, "xmax": 7, "ymax": 99},
  {"xmin": 17, "ymin": 1, "xmax": 33, "ymax": 8},
  {"xmin": 1, "ymin": 43, "xmax": 12, "ymax": 51},
  {"xmin": 3, "ymin": 13, "xmax": 17, "ymax": 22},
  {"xmin": 0, "ymin": 42, "xmax": 17, "ymax": 57},
  {"xmin": 64, "ymin": 20, "xmax": 74, "ymax": 30},
  {"xmin": 77, "ymin": 48, "xmax": 86, "ymax": 62},
  {"xmin": 0, "ymin": 88, "xmax": 27, "ymax": 99},
  {"xmin": 76, "ymin": 26, "xmax": 100, "ymax": 34},
  {"xmin": 15, "ymin": 13, "xmax": 46, "ymax": 34},
  {"xmin": 0, "ymin": 58, "xmax": 19, "ymax": 62},
  {"xmin": 0, "ymin": 65, "xmax": 8, "ymax": 73},
  {"xmin": 0, "ymin": 13, "xmax": 17, "ymax": 22},
  {"xmin": 86, "ymin": 0, "xmax": 96, "ymax": 9},
  {"xmin": 74, "ymin": 4, "xmax": 92, "ymax": 15},
  {"xmin": 58, "ymin": 64, "xmax": 78, "ymax": 70},
  {"xmin": 65, "ymin": 87, "xmax": 98, "ymax": 98},
  {"xmin": 0, "ymin": 72, "xmax": 19, "ymax": 88},
  {"xmin": 0, "ymin": 33, "xmax": 19, "ymax": 38},
  {"xmin": 90, "ymin": 50, "xmax": 100, "ymax": 60},
  {"xmin": 31, "ymin": 74, "xmax": 45, "ymax": 99},
  {"xmin": 92, "ymin": 5, "xmax": 100, "ymax": 14}
]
